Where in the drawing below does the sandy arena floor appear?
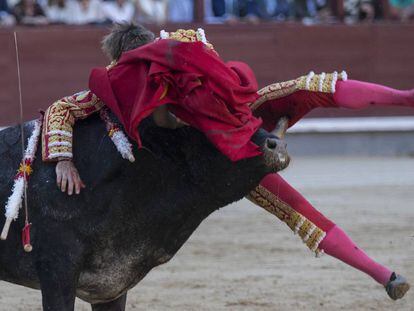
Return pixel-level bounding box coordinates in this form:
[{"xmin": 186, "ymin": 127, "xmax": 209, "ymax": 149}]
[{"xmin": 1, "ymin": 157, "xmax": 413, "ymax": 310}]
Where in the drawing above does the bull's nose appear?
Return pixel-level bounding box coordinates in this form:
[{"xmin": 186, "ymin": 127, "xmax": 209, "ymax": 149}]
[
  {"xmin": 278, "ymin": 153, "xmax": 286, "ymax": 162},
  {"xmin": 266, "ymin": 138, "xmax": 278, "ymax": 150}
]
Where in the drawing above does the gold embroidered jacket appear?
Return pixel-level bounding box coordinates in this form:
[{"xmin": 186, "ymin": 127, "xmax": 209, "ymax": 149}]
[
  {"xmin": 42, "ymin": 70, "xmax": 346, "ymax": 162},
  {"xmin": 42, "ymin": 90, "xmax": 105, "ymax": 161},
  {"xmin": 41, "ymin": 28, "xmax": 214, "ymax": 162}
]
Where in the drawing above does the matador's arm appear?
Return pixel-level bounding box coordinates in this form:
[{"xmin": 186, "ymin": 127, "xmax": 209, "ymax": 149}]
[{"xmin": 42, "ymin": 90, "xmax": 105, "ymax": 161}]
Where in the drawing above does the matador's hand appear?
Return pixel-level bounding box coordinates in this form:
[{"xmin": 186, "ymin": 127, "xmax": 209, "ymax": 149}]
[{"xmin": 56, "ymin": 160, "xmax": 86, "ymax": 195}]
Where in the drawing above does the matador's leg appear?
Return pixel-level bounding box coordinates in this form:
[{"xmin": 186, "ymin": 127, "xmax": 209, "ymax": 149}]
[
  {"xmin": 248, "ymin": 173, "xmax": 410, "ymax": 300},
  {"xmin": 334, "ymin": 79, "xmax": 414, "ymax": 110},
  {"xmin": 253, "ymin": 71, "xmax": 414, "ymax": 132}
]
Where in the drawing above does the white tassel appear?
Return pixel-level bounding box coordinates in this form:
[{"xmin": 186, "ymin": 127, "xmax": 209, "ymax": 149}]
[
  {"xmin": 4, "ymin": 177, "xmax": 24, "ymax": 220},
  {"xmin": 160, "ymin": 30, "xmax": 169, "ymax": 39},
  {"xmin": 311, "ymin": 232, "xmax": 327, "ymax": 252},
  {"xmin": 47, "ymin": 152, "xmax": 73, "ymax": 159},
  {"xmin": 197, "ymin": 28, "xmax": 207, "ymax": 44},
  {"xmin": 2, "ymin": 119, "xmax": 42, "ymax": 240},
  {"xmin": 318, "ymin": 72, "xmax": 326, "ymax": 92},
  {"xmin": 331, "ymin": 71, "xmax": 338, "ymax": 93},
  {"xmin": 47, "ymin": 129, "xmax": 72, "ymax": 137},
  {"xmin": 341, "ymin": 70, "xmax": 348, "ymax": 81},
  {"xmin": 305, "ymin": 71, "xmax": 315, "ymax": 90},
  {"xmin": 26, "ymin": 120, "xmax": 42, "ymax": 160},
  {"xmin": 48, "ymin": 141, "xmax": 72, "ymax": 148},
  {"xmin": 294, "ymin": 217, "xmax": 305, "ymax": 234},
  {"xmin": 110, "ymin": 131, "xmax": 135, "ymax": 162},
  {"xmin": 302, "ymin": 224, "xmax": 316, "ymax": 243}
]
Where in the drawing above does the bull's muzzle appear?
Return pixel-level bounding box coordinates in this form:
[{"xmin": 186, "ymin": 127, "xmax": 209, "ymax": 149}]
[{"xmin": 262, "ymin": 137, "xmax": 290, "ymax": 172}]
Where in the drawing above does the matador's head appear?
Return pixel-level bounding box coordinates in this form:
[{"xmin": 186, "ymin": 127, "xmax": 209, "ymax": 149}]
[{"xmin": 101, "ymin": 23, "xmax": 155, "ymax": 62}]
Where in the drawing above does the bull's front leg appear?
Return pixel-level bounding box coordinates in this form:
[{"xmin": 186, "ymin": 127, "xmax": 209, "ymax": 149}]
[{"xmin": 35, "ymin": 222, "xmax": 84, "ymax": 311}]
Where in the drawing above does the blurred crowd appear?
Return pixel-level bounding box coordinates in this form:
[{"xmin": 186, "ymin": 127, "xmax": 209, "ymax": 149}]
[{"xmin": 0, "ymin": 0, "xmax": 413, "ymax": 27}]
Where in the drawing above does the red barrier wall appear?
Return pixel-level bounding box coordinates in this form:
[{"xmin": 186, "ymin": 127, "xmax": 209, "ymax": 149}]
[{"xmin": 1, "ymin": 24, "xmax": 414, "ymax": 126}]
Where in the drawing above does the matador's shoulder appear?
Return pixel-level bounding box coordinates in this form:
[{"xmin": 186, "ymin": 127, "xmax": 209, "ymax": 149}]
[{"xmin": 158, "ymin": 28, "xmax": 216, "ymax": 52}]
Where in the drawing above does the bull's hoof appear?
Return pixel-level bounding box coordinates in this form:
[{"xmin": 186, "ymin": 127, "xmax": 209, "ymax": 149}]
[{"xmin": 385, "ymin": 272, "xmax": 410, "ymax": 300}]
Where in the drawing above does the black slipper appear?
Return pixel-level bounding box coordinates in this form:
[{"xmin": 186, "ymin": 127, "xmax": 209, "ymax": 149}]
[{"xmin": 385, "ymin": 272, "xmax": 410, "ymax": 300}]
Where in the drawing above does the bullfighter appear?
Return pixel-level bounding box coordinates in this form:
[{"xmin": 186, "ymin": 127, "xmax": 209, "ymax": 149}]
[{"xmin": 42, "ymin": 23, "xmax": 412, "ymax": 300}]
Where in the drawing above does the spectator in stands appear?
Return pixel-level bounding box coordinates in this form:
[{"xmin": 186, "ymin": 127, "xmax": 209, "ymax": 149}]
[
  {"xmin": 389, "ymin": 0, "xmax": 414, "ymax": 21},
  {"xmin": 45, "ymin": 0, "xmax": 71, "ymax": 23},
  {"xmin": 344, "ymin": 0, "xmax": 375, "ymax": 23},
  {"xmin": 204, "ymin": 0, "xmax": 239, "ymax": 23},
  {"xmin": 0, "ymin": 0, "xmax": 16, "ymax": 26},
  {"xmin": 102, "ymin": 0, "xmax": 134, "ymax": 23},
  {"xmin": 292, "ymin": 0, "xmax": 337, "ymax": 24},
  {"xmin": 265, "ymin": 0, "xmax": 291, "ymax": 21},
  {"xmin": 13, "ymin": 0, "xmax": 49, "ymax": 25},
  {"xmin": 237, "ymin": 0, "xmax": 267, "ymax": 22},
  {"xmin": 168, "ymin": 0, "xmax": 193, "ymax": 23},
  {"xmin": 313, "ymin": 0, "xmax": 336, "ymax": 23},
  {"xmin": 69, "ymin": 0, "xmax": 104, "ymax": 24},
  {"xmin": 292, "ymin": 0, "xmax": 331, "ymax": 23},
  {"xmin": 136, "ymin": 0, "xmax": 167, "ymax": 24},
  {"xmin": 205, "ymin": 0, "xmax": 287, "ymax": 24}
]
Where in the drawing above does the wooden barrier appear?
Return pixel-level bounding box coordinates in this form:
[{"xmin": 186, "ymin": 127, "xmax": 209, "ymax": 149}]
[{"xmin": 1, "ymin": 24, "xmax": 413, "ymax": 126}]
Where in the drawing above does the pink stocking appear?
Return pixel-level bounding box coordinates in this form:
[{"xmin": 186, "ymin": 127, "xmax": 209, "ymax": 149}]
[
  {"xmin": 258, "ymin": 174, "xmax": 393, "ymax": 286},
  {"xmin": 320, "ymin": 79, "xmax": 411, "ymax": 285},
  {"xmin": 254, "ymin": 79, "xmax": 410, "ymax": 285},
  {"xmin": 319, "ymin": 225, "xmax": 392, "ymax": 285},
  {"xmin": 334, "ymin": 80, "xmax": 414, "ymax": 109}
]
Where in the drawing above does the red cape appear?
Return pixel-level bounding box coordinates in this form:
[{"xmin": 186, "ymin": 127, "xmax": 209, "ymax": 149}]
[{"xmin": 89, "ymin": 39, "xmax": 262, "ymax": 161}]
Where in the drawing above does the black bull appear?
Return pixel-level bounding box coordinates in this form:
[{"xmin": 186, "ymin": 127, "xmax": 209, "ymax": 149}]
[{"xmin": 0, "ymin": 114, "xmax": 288, "ymax": 310}]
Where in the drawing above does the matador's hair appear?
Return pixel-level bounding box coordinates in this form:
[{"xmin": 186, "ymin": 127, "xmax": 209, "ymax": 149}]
[{"xmin": 102, "ymin": 23, "xmax": 155, "ymax": 62}]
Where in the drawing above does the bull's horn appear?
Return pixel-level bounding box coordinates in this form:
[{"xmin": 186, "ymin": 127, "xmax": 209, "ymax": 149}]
[
  {"xmin": 273, "ymin": 117, "xmax": 289, "ymax": 140},
  {"xmin": 1, "ymin": 217, "xmax": 12, "ymax": 240}
]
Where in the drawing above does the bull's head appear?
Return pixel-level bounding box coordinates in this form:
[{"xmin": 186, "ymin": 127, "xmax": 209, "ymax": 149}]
[
  {"xmin": 152, "ymin": 108, "xmax": 290, "ymax": 172},
  {"xmin": 251, "ymin": 129, "xmax": 290, "ymax": 173},
  {"xmin": 251, "ymin": 116, "xmax": 290, "ymax": 172}
]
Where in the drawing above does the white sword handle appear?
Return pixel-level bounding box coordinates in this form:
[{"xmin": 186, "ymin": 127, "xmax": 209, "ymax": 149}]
[{"xmin": 1, "ymin": 217, "xmax": 12, "ymax": 240}]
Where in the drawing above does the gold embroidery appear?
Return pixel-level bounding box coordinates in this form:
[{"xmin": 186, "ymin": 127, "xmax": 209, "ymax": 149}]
[
  {"xmin": 298, "ymin": 221, "xmax": 314, "ymax": 240},
  {"xmin": 108, "ymin": 128, "xmax": 118, "ymax": 138},
  {"xmin": 250, "ymin": 80, "xmax": 298, "ymax": 111},
  {"xmin": 47, "ymin": 135, "xmax": 71, "ymax": 144},
  {"xmin": 295, "ymin": 71, "xmax": 347, "ymax": 93},
  {"xmin": 247, "ymin": 185, "xmax": 326, "ymax": 254},
  {"xmin": 164, "ymin": 29, "xmax": 215, "ymax": 51},
  {"xmin": 252, "ymin": 71, "xmax": 348, "ymax": 111},
  {"xmin": 18, "ymin": 163, "xmax": 33, "ymax": 176},
  {"xmin": 42, "ymin": 90, "xmax": 105, "ymax": 161},
  {"xmin": 48, "ymin": 145, "xmax": 72, "ymax": 155},
  {"xmin": 169, "ymin": 29, "xmax": 197, "ymax": 42},
  {"xmin": 306, "ymin": 226, "xmax": 326, "ymax": 251}
]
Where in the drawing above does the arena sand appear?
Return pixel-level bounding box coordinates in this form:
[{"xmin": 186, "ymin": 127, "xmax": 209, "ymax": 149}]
[{"xmin": 1, "ymin": 157, "xmax": 413, "ymax": 310}]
